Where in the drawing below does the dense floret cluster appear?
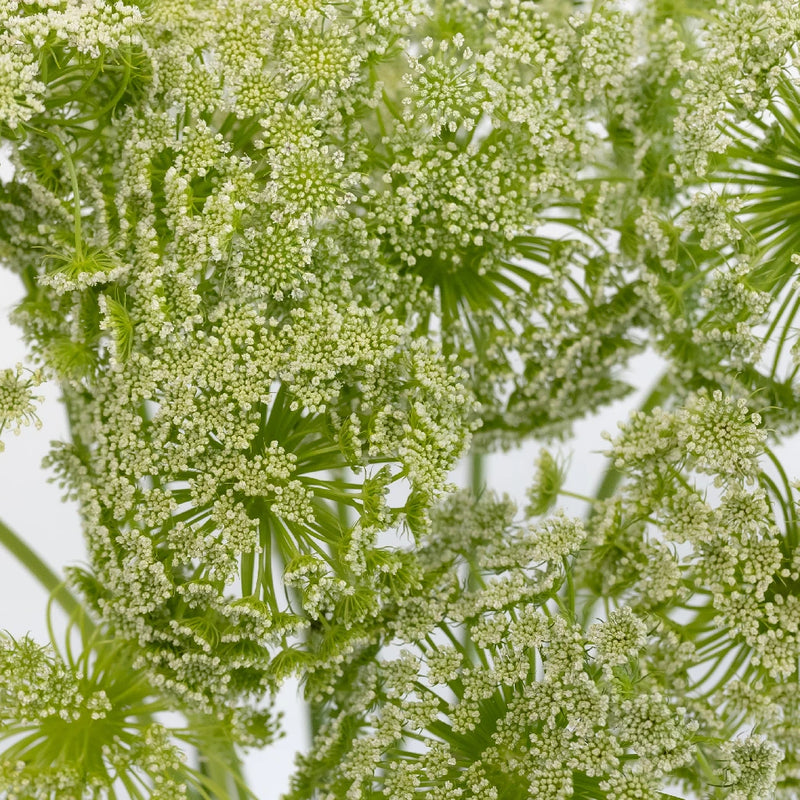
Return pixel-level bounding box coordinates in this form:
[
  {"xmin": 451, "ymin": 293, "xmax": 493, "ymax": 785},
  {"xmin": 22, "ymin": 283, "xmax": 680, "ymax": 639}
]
[
  {"xmin": 0, "ymin": 362, "xmax": 43, "ymax": 451},
  {"xmin": 290, "ymin": 487, "xmax": 795, "ymax": 800},
  {"xmin": 3, "ymin": 0, "xmax": 800, "ymax": 798},
  {"xmin": 0, "ymin": 632, "xmax": 203, "ymax": 799}
]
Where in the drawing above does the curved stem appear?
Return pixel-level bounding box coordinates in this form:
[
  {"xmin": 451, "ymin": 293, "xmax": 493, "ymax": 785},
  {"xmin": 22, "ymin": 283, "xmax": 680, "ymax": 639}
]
[
  {"xmin": 0, "ymin": 516, "xmax": 83, "ymax": 619},
  {"xmin": 559, "ymin": 489, "xmax": 597, "ymax": 504},
  {"xmin": 194, "ymin": 740, "xmax": 253, "ymax": 800},
  {"xmin": 763, "ymin": 446, "xmax": 798, "ymax": 551},
  {"xmin": 770, "ymin": 292, "xmax": 800, "ymax": 378}
]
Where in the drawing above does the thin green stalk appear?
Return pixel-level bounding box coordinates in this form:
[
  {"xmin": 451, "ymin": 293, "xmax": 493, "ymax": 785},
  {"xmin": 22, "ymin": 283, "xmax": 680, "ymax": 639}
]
[
  {"xmin": 759, "ymin": 472, "xmax": 792, "ymax": 535},
  {"xmin": 762, "ymin": 282, "xmax": 798, "ymax": 344},
  {"xmin": 695, "ymin": 646, "xmax": 751, "ymax": 700},
  {"xmin": 453, "ymin": 448, "xmax": 488, "ymax": 667},
  {"xmin": 559, "ymin": 489, "xmax": 596, "ymax": 504},
  {"xmin": 0, "ymin": 516, "xmax": 83, "ymax": 619},
  {"xmin": 770, "ymin": 292, "xmax": 800, "ymax": 378},
  {"xmin": 195, "ymin": 744, "xmax": 253, "ymax": 800},
  {"xmin": 764, "ymin": 446, "xmax": 799, "ymax": 550},
  {"xmin": 470, "ymin": 449, "xmax": 485, "ymax": 495},
  {"xmin": 562, "ymin": 557, "xmax": 575, "ymax": 618}
]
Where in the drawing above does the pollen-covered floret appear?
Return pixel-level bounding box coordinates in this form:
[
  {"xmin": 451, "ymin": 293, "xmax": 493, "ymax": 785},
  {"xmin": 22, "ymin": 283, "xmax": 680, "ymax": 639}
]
[
  {"xmin": 530, "ymin": 512, "xmax": 588, "ymax": 562},
  {"xmin": 589, "ymin": 606, "xmax": 648, "ymax": 669},
  {"xmin": 676, "ymin": 390, "xmax": 765, "ymax": 483},
  {"xmin": 605, "ymin": 406, "xmax": 678, "ymax": 472},
  {"xmin": 599, "ymin": 770, "xmax": 660, "ymax": 800}
]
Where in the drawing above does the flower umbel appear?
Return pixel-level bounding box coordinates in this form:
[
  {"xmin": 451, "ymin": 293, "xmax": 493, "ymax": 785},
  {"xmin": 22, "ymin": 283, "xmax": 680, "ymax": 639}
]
[{"xmin": 0, "ymin": 363, "xmax": 43, "ymax": 451}]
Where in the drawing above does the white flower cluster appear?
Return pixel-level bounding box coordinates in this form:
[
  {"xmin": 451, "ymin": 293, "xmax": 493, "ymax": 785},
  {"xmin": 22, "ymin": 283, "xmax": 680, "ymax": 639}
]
[
  {"xmin": 4, "ymin": 0, "xmax": 800, "ymax": 796},
  {"xmin": 0, "ymin": 0, "xmax": 141, "ymax": 130},
  {"xmin": 677, "ymin": 390, "xmax": 765, "ymax": 483},
  {"xmin": 672, "ymin": 0, "xmax": 800, "ymax": 180},
  {"xmin": 288, "ymin": 497, "xmax": 702, "ymax": 800},
  {"xmin": 588, "ymin": 388, "xmax": 800, "ymax": 775},
  {"xmin": 608, "ymin": 390, "xmax": 765, "ymax": 486},
  {"xmin": 0, "ymin": 8, "xmax": 45, "ymax": 128},
  {"xmin": 0, "ymin": 634, "xmax": 193, "ymax": 799},
  {"xmin": 0, "ymin": 363, "xmax": 44, "ymax": 452},
  {"xmin": 589, "ymin": 605, "xmax": 648, "ymax": 670},
  {"xmin": 722, "ymin": 737, "xmax": 784, "ymax": 800}
]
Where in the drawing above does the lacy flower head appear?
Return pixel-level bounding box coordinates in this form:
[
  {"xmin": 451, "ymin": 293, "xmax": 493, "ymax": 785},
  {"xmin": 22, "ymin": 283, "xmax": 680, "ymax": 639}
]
[
  {"xmin": 3, "ymin": 1, "xmax": 800, "ymax": 798},
  {"xmin": 287, "ymin": 486, "xmax": 785, "ymax": 800},
  {"xmin": 576, "ymin": 393, "xmax": 800, "ymax": 792},
  {"xmin": 0, "ymin": 624, "xmax": 277, "ymax": 799},
  {"xmin": 622, "ymin": 0, "xmax": 800, "ymax": 436},
  {"xmin": 0, "ymin": 0, "xmax": 671, "ymax": 710},
  {"xmin": 0, "ymin": 0, "xmax": 649, "ymax": 454}
]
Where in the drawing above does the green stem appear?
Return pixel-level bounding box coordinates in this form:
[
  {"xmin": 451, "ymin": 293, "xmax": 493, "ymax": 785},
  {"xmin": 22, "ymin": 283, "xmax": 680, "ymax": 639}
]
[
  {"xmin": 334, "ymin": 468, "xmax": 353, "ymax": 532},
  {"xmin": 770, "ymin": 292, "xmax": 800, "ymax": 378},
  {"xmin": 459, "ymin": 449, "xmax": 486, "ymax": 665},
  {"xmin": 195, "ymin": 742, "xmax": 253, "ymax": 800},
  {"xmin": 559, "ymin": 489, "xmax": 596, "ymax": 504},
  {"xmin": 764, "ymin": 446, "xmax": 798, "ymax": 550},
  {"xmin": 563, "ymin": 557, "xmax": 575, "ymax": 618},
  {"xmin": 470, "ymin": 449, "xmax": 485, "ymax": 495},
  {"xmin": 0, "ymin": 516, "xmax": 83, "ymax": 619}
]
